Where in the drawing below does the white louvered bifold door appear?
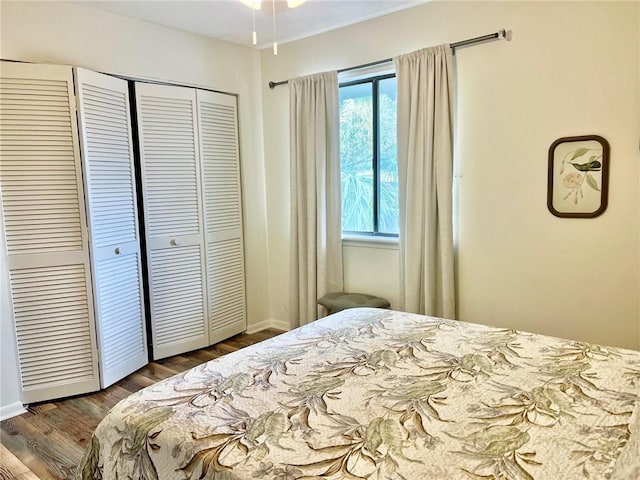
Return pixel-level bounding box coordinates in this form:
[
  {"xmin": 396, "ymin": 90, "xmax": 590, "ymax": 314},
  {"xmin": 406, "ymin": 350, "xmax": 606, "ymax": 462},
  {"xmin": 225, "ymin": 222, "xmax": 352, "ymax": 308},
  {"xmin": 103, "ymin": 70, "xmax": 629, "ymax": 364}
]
[
  {"xmin": 0, "ymin": 62, "xmax": 100, "ymax": 403},
  {"xmin": 135, "ymin": 83, "xmax": 208, "ymax": 360},
  {"xmin": 75, "ymin": 68, "xmax": 148, "ymax": 387},
  {"xmin": 196, "ymin": 90, "xmax": 246, "ymax": 343}
]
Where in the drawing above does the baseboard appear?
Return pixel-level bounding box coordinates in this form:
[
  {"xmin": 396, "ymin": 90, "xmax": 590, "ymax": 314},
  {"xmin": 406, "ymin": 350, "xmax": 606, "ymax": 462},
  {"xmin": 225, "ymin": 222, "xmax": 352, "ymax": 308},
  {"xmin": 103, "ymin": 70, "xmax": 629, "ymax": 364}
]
[
  {"xmin": 270, "ymin": 319, "xmax": 290, "ymax": 332},
  {"xmin": 246, "ymin": 319, "xmax": 290, "ymax": 334},
  {"xmin": 0, "ymin": 401, "xmax": 26, "ymax": 421}
]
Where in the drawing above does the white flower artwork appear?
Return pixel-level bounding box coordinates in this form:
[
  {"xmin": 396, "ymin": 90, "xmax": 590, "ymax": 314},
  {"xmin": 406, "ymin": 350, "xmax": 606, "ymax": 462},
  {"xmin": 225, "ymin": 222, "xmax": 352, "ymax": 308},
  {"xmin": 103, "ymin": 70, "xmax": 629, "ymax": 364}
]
[{"xmin": 548, "ymin": 135, "xmax": 609, "ymax": 218}]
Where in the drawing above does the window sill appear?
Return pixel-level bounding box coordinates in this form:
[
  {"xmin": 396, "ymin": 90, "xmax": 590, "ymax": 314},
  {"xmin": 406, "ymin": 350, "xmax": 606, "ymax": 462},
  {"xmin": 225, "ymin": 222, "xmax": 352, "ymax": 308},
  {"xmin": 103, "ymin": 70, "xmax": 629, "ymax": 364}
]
[{"xmin": 342, "ymin": 235, "xmax": 399, "ymax": 250}]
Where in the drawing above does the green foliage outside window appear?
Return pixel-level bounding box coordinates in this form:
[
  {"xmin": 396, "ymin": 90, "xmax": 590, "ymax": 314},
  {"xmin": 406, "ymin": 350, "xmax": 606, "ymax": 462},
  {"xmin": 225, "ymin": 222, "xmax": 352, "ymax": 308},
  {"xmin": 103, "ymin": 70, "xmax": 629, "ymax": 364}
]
[{"xmin": 339, "ymin": 76, "xmax": 398, "ymax": 235}]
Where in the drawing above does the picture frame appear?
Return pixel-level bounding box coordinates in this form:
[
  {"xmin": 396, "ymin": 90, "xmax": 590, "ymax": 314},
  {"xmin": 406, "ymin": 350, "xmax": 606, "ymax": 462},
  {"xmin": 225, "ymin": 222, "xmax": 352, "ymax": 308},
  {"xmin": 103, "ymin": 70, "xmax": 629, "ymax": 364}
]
[{"xmin": 547, "ymin": 135, "xmax": 609, "ymax": 218}]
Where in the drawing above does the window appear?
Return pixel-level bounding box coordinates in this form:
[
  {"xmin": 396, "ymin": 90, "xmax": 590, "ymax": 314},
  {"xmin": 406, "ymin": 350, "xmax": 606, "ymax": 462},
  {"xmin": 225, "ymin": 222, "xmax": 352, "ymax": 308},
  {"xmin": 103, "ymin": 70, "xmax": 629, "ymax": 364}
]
[{"xmin": 339, "ymin": 73, "xmax": 398, "ymax": 236}]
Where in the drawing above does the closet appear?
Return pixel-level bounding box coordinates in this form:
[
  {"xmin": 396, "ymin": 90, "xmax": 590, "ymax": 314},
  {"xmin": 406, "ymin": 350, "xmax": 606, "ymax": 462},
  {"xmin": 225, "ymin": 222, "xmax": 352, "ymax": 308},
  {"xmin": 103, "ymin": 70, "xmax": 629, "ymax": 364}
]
[
  {"xmin": 135, "ymin": 83, "xmax": 246, "ymax": 360},
  {"xmin": 0, "ymin": 61, "xmax": 246, "ymax": 402},
  {"xmin": 75, "ymin": 68, "xmax": 148, "ymax": 388},
  {"xmin": 0, "ymin": 62, "xmax": 147, "ymax": 402}
]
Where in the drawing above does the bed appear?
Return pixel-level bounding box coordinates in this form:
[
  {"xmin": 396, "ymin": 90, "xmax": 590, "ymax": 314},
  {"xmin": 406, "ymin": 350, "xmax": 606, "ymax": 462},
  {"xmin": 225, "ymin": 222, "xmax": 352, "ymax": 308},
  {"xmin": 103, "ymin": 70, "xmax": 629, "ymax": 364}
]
[{"xmin": 77, "ymin": 308, "xmax": 640, "ymax": 479}]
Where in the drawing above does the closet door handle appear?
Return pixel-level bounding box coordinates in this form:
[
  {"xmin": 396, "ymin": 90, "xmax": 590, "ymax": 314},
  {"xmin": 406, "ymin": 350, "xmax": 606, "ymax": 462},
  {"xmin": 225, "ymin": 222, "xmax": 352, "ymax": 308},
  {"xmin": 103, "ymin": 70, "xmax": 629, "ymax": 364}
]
[
  {"xmin": 114, "ymin": 247, "xmax": 121, "ymax": 255},
  {"xmin": 170, "ymin": 239, "xmax": 179, "ymax": 246}
]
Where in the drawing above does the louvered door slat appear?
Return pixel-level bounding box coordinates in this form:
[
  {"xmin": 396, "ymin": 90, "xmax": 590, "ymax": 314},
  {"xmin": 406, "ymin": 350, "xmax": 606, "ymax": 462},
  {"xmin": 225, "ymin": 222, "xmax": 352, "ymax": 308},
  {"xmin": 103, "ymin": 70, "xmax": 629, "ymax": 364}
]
[
  {"xmin": 0, "ymin": 62, "xmax": 100, "ymax": 403},
  {"xmin": 196, "ymin": 90, "xmax": 246, "ymax": 344},
  {"xmin": 138, "ymin": 91, "xmax": 200, "ymax": 238},
  {"xmin": 0, "ymin": 84, "xmax": 82, "ymax": 258},
  {"xmin": 148, "ymin": 245, "xmax": 207, "ymax": 354},
  {"xmin": 206, "ymin": 238, "xmax": 246, "ymax": 332},
  {"xmin": 75, "ymin": 68, "xmax": 148, "ymax": 388},
  {"xmin": 136, "ymin": 82, "xmax": 208, "ymax": 360},
  {"xmin": 93, "ymin": 255, "xmax": 145, "ymax": 381}
]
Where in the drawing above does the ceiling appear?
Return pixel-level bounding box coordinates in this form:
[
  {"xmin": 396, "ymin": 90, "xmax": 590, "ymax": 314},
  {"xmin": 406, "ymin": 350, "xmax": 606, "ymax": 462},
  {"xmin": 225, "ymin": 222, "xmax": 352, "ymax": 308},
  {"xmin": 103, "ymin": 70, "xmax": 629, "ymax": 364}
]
[{"xmin": 81, "ymin": 0, "xmax": 430, "ymax": 50}]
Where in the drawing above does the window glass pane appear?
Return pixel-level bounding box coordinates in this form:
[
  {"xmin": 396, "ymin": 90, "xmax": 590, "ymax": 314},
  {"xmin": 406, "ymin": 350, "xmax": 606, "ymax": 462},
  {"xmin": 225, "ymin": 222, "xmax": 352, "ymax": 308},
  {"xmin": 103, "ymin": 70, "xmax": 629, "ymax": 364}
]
[
  {"xmin": 378, "ymin": 77, "xmax": 398, "ymax": 235},
  {"xmin": 340, "ymin": 82, "xmax": 373, "ymax": 232}
]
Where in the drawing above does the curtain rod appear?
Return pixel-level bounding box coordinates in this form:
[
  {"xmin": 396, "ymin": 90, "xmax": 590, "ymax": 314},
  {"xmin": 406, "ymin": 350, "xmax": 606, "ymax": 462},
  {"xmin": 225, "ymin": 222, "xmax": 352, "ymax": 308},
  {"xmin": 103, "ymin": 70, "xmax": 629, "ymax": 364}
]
[{"xmin": 268, "ymin": 28, "xmax": 508, "ymax": 89}]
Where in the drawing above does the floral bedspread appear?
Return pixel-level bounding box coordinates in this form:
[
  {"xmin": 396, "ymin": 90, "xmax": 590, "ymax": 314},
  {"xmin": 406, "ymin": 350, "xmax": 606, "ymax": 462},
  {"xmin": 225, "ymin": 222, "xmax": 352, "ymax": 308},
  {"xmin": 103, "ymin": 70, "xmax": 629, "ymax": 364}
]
[{"xmin": 77, "ymin": 308, "xmax": 640, "ymax": 480}]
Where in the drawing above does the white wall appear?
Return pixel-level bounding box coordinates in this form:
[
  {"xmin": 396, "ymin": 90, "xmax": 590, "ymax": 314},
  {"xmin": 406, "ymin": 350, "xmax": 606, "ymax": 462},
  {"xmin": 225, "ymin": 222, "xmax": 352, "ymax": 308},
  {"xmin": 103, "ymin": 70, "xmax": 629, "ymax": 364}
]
[
  {"xmin": 343, "ymin": 241, "xmax": 400, "ymax": 309},
  {"xmin": 0, "ymin": 1, "xmax": 270, "ymax": 410},
  {"xmin": 261, "ymin": 1, "xmax": 640, "ymax": 349}
]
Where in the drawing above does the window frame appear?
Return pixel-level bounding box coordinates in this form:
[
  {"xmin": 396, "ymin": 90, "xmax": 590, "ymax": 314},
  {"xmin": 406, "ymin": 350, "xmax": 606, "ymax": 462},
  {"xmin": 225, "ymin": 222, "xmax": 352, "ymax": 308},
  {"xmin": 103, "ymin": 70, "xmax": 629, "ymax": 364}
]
[{"xmin": 339, "ymin": 72, "xmax": 398, "ymax": 238}]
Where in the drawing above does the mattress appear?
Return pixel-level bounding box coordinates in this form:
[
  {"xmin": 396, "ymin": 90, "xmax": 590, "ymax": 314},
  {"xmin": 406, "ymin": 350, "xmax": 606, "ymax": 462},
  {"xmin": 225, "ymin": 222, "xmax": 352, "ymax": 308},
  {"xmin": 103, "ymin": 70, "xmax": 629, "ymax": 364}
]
[{"xmin": 77, "ymin": 308, "xmax": 640, "ymax": 479}]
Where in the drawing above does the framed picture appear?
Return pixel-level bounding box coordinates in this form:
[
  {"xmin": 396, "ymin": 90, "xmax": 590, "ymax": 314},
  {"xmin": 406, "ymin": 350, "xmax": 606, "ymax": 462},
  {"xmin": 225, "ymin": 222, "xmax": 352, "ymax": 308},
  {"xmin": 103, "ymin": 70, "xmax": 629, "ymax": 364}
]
[{"xmin": 547, "ymin": 135, "xmax": 609, "ymax": 218}]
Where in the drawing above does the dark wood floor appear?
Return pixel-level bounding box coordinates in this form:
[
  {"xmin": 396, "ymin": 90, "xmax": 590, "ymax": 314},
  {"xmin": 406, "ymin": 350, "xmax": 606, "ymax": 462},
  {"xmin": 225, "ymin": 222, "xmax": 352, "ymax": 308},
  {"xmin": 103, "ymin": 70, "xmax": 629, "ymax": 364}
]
[{"xmin": 0, "ymin": 329, "xmax": 283, "ymax": 480}]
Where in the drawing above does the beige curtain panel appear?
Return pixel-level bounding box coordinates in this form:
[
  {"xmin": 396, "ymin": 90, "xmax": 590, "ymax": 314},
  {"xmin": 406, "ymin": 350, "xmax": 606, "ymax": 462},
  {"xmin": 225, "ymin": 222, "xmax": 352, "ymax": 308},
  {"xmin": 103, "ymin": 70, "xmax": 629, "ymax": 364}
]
[
  {"xmin": 394, "ymin": 44, "xmax": 456, "ymax": 319},
  {"xmin": 289, "ymin": 71, "xmax": 343, "ymax": 327}
]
